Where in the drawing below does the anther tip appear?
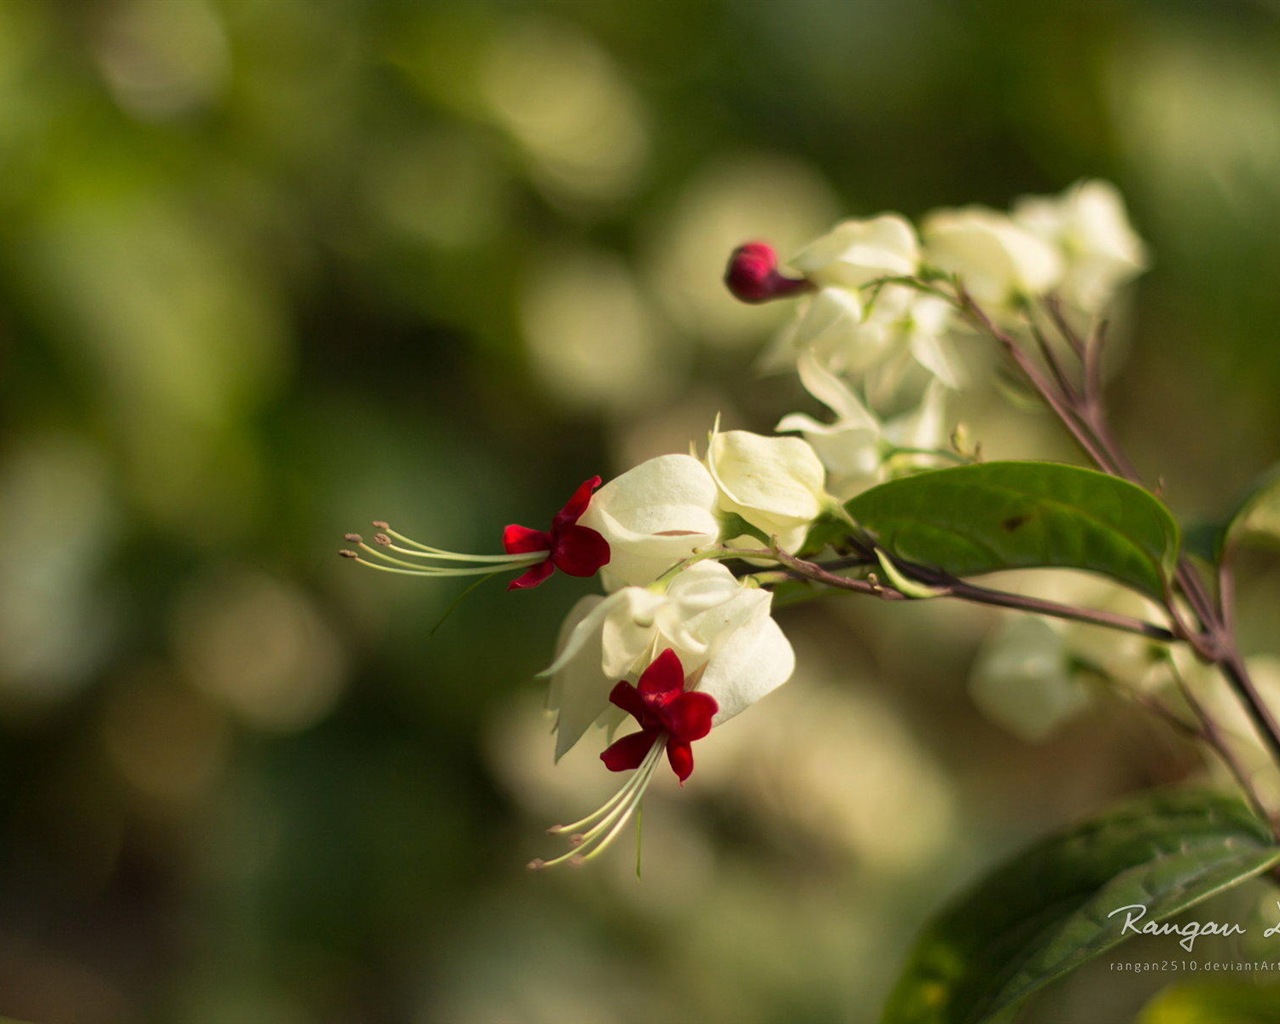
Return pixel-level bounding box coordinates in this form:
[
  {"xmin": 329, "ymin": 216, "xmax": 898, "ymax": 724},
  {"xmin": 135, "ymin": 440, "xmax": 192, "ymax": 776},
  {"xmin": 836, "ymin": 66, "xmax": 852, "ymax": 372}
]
[
  {"xmin": 527, "ymin": 859, "xmax": 547, "ymax": 871},
  {"xmin": 371, "ymin": 520, "xmax": 389, "ymax": 530},
  {"xmin": 374, "ymin": 533, "xmax": 391, "ymax": 546},
  {"xmin": 344, "ymin": 533, "xmax": 362, "ymax": 544},
  {"xmin": 339, "ymin": 549, "xmax": 359, "ymax": 559},
  {"xmin": 567, "ymin": 833, "xmax": 586, "ymax": 848}
]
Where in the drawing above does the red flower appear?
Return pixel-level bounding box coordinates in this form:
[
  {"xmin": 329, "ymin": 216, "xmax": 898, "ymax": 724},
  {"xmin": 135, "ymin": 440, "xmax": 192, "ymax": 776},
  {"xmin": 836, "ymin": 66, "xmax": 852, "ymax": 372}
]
[
  {"xmin": 502, "ymin": 476, "xmax": 611, "ymax": 590},
  {"xmin": 601, "ymin": 649, "xmax": 718, "ymax": 783}
]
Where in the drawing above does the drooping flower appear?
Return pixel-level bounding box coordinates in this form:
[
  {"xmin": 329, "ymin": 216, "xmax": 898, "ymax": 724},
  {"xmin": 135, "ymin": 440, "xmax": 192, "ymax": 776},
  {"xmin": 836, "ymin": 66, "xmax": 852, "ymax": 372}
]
[
  {"xmin": 531, "ymin": 610, "xmax": 793, "ymax": 869},
  {"xmin": 341, "ymin": 476, "xmax": 609, "ymax": 591},
  {"xmin": 502, "ymin": 476, "xmax": 611, "ymax": 589},
  {"xmin": 601, "ymin": 648, "xmax": 718, "ymax": 782},
  {"xmin": 542, "ymin": 559, "xmax": 794, "ymax": 760},
  {"xmin": 576, "ymin": 453, "xmax": 721, "ymax": 591}
]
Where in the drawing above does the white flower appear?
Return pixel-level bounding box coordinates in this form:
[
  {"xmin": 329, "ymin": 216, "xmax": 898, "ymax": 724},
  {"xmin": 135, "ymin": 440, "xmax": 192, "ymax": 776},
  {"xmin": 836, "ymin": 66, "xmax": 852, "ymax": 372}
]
[
  {"xmin": 577, "ymin": 453, "xmax": 721, "ymax": 591},
  {"xmin": 705, "ymin": 425, "xmax": 828, "ymax": 553},
  {"xmin": 778, "ymin": 351, "xmax": 950, "ymax": 500},
  {"xmin": 542, "ymin": 560, "xmax": 794, "ymax": 759},
  {"xmin": 922, "ymin": 205, "xmax": 1063, "ymax": 311},
  {"xmin": 1013, "ymin": 179, "xmax": 1148, "ymax": 312},
  {"xmin": 532, "ymin": 560, "xmax": 795, "ymax": 869},
  {"xmin": 769, "ymin": 286, "xmax": 863, "ymax": 369},
  {"xmin": 771, "ymin": 282, "xmax": 961, "ymax": 399},
  {"xmin": 788, "ymin": 214, "xmax": 920, "ymax": 289}
]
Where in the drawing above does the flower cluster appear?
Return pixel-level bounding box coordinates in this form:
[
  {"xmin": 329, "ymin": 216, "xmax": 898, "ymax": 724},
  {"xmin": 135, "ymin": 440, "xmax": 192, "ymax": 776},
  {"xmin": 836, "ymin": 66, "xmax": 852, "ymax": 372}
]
[
  {"xmin": 343, "ymin": 432, "xmax": 820, "ymax": 867},
  {"xmin": 733, "ymin": 179, "xmax": 1147, "ymax": 502},
  {"xmin": 345, "ymin": 178, "xmax": 1150, "ymax": 867}
]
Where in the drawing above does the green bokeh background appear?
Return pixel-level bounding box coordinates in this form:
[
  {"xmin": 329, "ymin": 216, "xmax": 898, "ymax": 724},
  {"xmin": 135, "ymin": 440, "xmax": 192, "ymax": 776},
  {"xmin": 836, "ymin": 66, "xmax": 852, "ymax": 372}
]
[{"xmin": 1, "ymin": 1, "xmax": 1278, "ymax": 1021}]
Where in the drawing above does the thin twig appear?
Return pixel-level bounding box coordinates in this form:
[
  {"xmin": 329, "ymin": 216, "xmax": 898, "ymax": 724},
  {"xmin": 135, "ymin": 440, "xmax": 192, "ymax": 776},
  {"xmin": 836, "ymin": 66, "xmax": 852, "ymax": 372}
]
[
  {"xmin": 759, "ymin": 547, "xmax": 1176, "ymax": 642},
  {"xmin": 1173, "ymin": 657, "xmax": 1278, "ymax": 832},
  {"xmin": 1030, "ymin": 316, "xmax": 1079, "ymax": 403},
  {"xmin": 959, "ymin": 286, "xmax": 1280, "ymax": 781}
]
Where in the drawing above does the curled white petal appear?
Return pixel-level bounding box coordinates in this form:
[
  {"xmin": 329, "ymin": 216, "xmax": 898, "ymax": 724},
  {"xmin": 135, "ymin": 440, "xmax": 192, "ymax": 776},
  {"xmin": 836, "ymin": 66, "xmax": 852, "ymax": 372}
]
[
  {"xmin": 790, "ymin": 214, "xmax": 920, "ymax": 289},
  {"xmin": 578, "ymin": 453, "xmax": 720, "ymax": 590},
  {"xmin": 542, "ymin": 593, "xmax": 614, "ymax": 760},
  {"xmin": 706, "ymin": 426, "xmax": 827, "ymax": 552},
  {"xmin": 700, "ymin": 608, "xmax": 795, "ymax": 725}
]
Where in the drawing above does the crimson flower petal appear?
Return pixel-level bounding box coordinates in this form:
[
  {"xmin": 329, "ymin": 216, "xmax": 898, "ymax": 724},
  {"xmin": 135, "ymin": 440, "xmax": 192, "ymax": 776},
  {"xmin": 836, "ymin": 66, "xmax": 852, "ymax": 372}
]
[
  {"xmin": 607, "ymin": 680, "xmax": 647, "ymax": 722},
  {"xmin": 552, "ymin": 524, "xmax": 610, "ymax": 577},
  {"xmin": 665, "ymin": 691, "xmax": 717, "ymax": 743},
  {"xmin": 601, "ymin": 729, "xmax": 660, "ymax": 773},
  {"xmin": 666, "ymin": 741, "xmax": 695, "ymax": 783},
  {"xmin": 604, "ymin": 650, "xmax": 719, "ymax": 784},
  {"xmin": 637, "ymin": 648, "xmax": 685, "ymax": 699},
  {"xmin": 507, "ymin": 559, "xmax": 555, "ymax": 591},
  {"xmin": 503, "ymin": 524, "xmax": 552, "ymax": 555},
  {"xmin": 553, "ymin": 476, "xmax": 602, "ymax": 529}
]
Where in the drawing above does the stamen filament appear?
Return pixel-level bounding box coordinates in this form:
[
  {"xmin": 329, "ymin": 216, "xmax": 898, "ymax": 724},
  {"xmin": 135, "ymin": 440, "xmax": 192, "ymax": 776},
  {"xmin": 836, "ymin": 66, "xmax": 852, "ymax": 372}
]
[
  {"xmin": 573, "ymin": 759, "xmax": 662, "ymax": 865},
  {"xmin": 352, "ymin": 539, "xmax": 544, "ymax": 577},
  {"xmin": 549, "ymin": 741, "xmax": 662, "ymax": 835},
  {"xmin": 350, "ymin": 555, "xmax": 541, "ymax": 578},
  {"xmin": 531, "ymin": 740, "xmax": 665, "ymax": 870},
  {"xmin": 376, "ymin": 526, "xmax": 523, "ymax": 562},
  {"xmin": 377, "ymin": 540, "xmax": 526, "ymax": 563}
]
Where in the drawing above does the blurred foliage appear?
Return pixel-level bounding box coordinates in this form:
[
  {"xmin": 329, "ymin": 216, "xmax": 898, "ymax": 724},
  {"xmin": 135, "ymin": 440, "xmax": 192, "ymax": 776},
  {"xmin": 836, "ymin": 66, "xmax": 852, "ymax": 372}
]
[{"xmin": 0, "ymin": 0, "xmax": 1278, "ymax": 1021}]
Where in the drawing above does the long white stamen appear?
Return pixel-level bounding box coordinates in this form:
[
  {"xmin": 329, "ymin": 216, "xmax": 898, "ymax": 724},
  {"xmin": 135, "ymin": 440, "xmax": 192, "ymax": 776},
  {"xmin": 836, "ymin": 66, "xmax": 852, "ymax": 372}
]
[
  {"xmin": 339, "ymin": 525, "xmax": 546, "ymax": 578},
  {"xmin": 376, "ymin": 526, "xmax": 531, "ymax": 562},
  {"xmin": 550, "ymin": 741, "xmax": 661, "ymax": 835},
  {"xmin": 530, "ymin": 740, "xmax": 665, "ymax": 870}
]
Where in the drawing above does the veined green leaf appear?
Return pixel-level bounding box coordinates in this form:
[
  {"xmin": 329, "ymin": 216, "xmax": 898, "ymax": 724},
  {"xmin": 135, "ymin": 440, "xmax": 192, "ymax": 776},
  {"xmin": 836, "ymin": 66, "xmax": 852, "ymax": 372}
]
[
  {"xmin": 882, "ymin": 791, "xmax": 1280, "ymax": 1024},
  {"xmin": 846, "ymin": 462, "xmax": 1180, "ymax": 599}
]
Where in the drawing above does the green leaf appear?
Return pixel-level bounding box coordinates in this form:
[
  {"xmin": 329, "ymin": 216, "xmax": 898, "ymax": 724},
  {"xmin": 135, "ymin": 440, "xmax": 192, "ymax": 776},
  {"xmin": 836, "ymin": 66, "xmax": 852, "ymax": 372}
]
[
  {"xmin": 882, "ymin": 791, "xmax": 1280, "ymax": 1024},
  {"xmin": 1138, "ymin": 981, "xmax": 1280, "ymax": 1024},
  {"xmin": 846, "ymin": 461, "xmax": 1180, "ymax": 599}
]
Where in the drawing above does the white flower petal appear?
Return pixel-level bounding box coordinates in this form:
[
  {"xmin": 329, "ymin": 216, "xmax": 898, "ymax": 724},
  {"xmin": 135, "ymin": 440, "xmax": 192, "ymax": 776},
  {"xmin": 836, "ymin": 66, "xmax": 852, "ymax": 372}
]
[
  {"xmin": 599, "ymin": 587, "xmax": 668, "ymax": 678},
  {"xmin": 542, "ymin": 593, "xmax": 613, "ymax": 760},
  {"xmin": 578, "ymin": 453, "xmax": 721, "ymax": 589},
  {"xmin": 1012, "ymin": 179, "xmax": 1148, "ymax": 312},
  {"xmin": 707, "ymin": 428, "xmax": 827, "ymax": 528},
  {"xmin": 923, "ymin": 205, "xmax": 1063, "ymax": 308},
  {"xmin": 793, "ymin": 348, "xmax": 880, "ymax": 427},
  {"xmin": 790, "ymin": 214, "xmax": 919, "ymax": 289},
  {"xmin": 699, "ymin": 609, "xmax": 795, "ymax": 724}
]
